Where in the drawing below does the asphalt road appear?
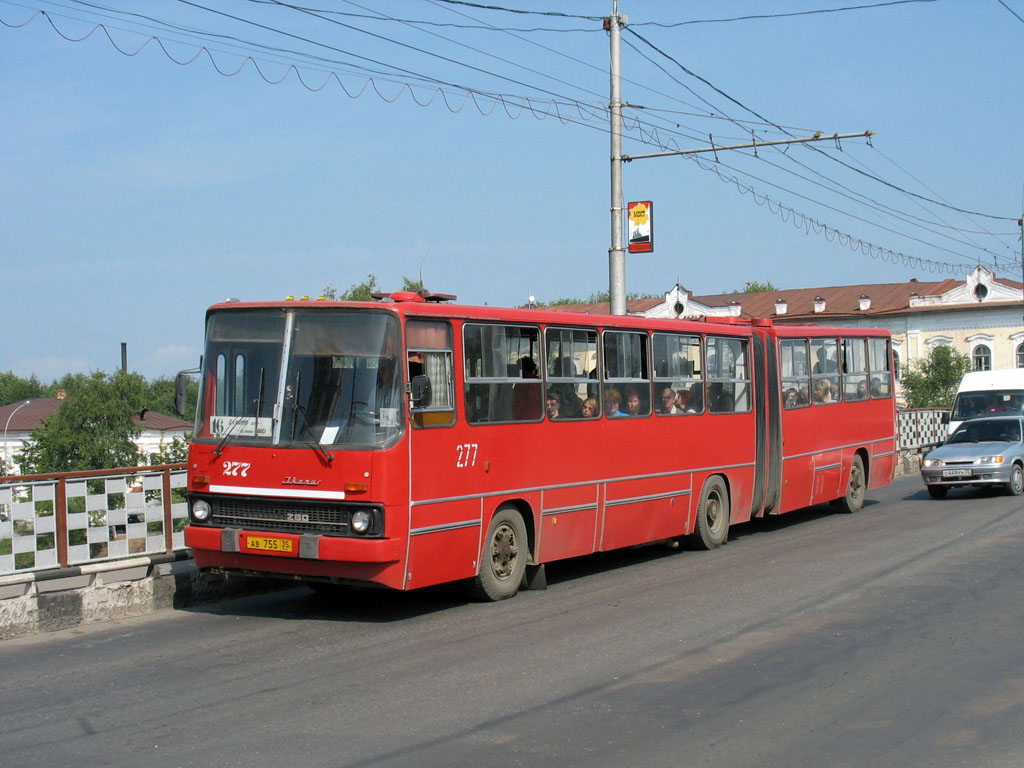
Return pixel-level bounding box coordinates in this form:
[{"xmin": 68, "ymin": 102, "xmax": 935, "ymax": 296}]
[{"xmin": 3, "ymin": 474, "xmax": 1023, "ymax": 768}]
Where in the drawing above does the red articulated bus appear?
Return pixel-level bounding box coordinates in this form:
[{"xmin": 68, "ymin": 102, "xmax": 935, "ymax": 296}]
[{"xmin": 182, "ymin": 291, "xmax": 897, "ymax": 600}]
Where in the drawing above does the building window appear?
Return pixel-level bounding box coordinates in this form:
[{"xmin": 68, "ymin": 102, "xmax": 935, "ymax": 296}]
[
  {"xmin": 892, "ymin": 349, "xmax": 901, "ymax": 380},
  {"xmin": 973, "ymin": 344, "xmax": 992, "ymax": 371},
  {"xmin": 1017, "ymin": 343, "xmax": 1024, "ymax": 368}
]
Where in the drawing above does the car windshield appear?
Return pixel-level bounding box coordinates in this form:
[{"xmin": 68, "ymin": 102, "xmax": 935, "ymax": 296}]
[
  {"xmin": 951, "ymin": 390, "xmax": 1024, "ymax": 420},
  {"xmin": 194, "ymin": 308, "xmax": 403, "ymax": 448},
  {"xmin": 949, "ymin": 420, "xmax": 1022, "ymax": 444}
]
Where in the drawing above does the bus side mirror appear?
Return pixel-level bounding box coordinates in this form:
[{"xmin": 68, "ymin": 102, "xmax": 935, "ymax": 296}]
[
  {"xmin": 410, "ymin": 375, "xmax": 432, "ymax": 408},
  {"xmin": 175, "ymin": 372, "xmax": 190, "ymax": 417}
]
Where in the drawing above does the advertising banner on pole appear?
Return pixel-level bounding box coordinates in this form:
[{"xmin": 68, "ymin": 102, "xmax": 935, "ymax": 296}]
[{"xmin": 627, "ymin": 201, "xmax": 653, "ymax": 253}]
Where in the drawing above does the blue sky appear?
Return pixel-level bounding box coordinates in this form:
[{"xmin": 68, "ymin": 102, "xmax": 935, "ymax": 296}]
[{"xmin": 1, "ymin": 0, "xmax": 1022, "ymax": 382}]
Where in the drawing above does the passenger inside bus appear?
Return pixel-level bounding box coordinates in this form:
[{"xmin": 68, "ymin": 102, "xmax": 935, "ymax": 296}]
[
  {"xmin": 813, "ymin": 379, "xmax": 835, "ymax": 404},
  {"xmin": 407, "ymin": 350, "xmax": 423, "ymax": 380},
  {"xmin": 674, "ymin": 388, "xmax": 689, "ymax": 413},
  {"xmin": 686, "ymin": 382, "xmax": 703, "ymax": 413},
  {"xmin": 660, "ymin": 387, "xmax": 681, "ymax": 415},
  {"xmin": 512, "ymin": 357, "xmax": 542, "ymax": 420},
  {"xmin": 604, "ymin": 388, "xmax": 625, "ymax": 418},
  {"xmin": 581, "ymin": 397, "xmax": 599, "ymax": 418},
  {"xmin": 814, "ymin": 347, "xmax": 838, "ymax": 373},
  {"xmin": 785, "ymin": 388, "xmax": 799, "ymax": 408},
  {"xmin": 545, "ymin": 390, "xmax": 561, "ymax": 420},
  {"xmin": 623, "ymin": 385, "xmax": 647, "ymax": 417}
]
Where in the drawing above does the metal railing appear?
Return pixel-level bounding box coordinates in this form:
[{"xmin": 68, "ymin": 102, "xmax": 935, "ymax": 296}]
[
  {"xmin": 897, "ymin": 408, "xmax": 948, "ymax": 453},
  {"xmin": 0, "ymin": 464, "xmax": 187, "ymax": 577},
  {"xmin": 0, "ymin": 412, "xmax": 944, "ymax": 577}
]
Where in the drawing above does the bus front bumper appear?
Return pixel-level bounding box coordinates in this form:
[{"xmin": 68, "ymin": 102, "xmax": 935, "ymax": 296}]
[{"xmin": 185, "ymin": 525, "xmax": 402, "ymax": 563}]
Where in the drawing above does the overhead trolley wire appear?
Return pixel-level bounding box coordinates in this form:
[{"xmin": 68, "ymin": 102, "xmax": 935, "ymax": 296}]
[
  {"xmin": 623, "ymin": 24, "xmax": 1017, "ymax": 224},
  {"xmin": 629, "ymin": 0, "xmax": 939, "ymax": 28}
]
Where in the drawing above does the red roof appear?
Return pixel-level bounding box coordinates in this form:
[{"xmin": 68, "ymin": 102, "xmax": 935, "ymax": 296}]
[
  {"xmin": 546, "ymin": 275, "xmax": 1024, "ymax": 320},
  {"xmin": 0, "ymin": 399, "xmax": 191, "ymax": 433}
]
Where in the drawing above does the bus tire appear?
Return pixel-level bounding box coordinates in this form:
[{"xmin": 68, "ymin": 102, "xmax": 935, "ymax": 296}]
[
  {"xmin": 467, "ymin": 507, "xmax": 528, "ymax": 602},
  {"xmin": 833, "ymin": 455, "xmax": 866, "ymax": 513},
  {"xmin": 687, "ymin": 476, "xmax": 730, "ymax": 550},
  {"xmin": 1005, "ymin": 464, "xmax": 1024, "ymax": 496}
]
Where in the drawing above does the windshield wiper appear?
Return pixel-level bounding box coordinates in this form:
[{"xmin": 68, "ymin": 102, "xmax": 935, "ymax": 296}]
[
  {"xmin": 214, "ymin": 415, "xmax": 248, "ymax": 455},
  {"xmin": 214, "ymin": 368, "xmax": 266, "ymax": 456},
  {"xmin": 293, "ymin": 402, "xmax": 335, "ymax": 465}
]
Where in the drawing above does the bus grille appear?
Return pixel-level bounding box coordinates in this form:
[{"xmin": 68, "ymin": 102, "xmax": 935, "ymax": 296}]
[{"xmin": 206, "ymin": 496, "xmax": 382, "ymax": 536}]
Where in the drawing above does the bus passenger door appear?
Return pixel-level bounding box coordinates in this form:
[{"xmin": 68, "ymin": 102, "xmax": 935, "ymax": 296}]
[{"xmin": 405, "ymin": 320, "xmax": 481, "ymax": 590}]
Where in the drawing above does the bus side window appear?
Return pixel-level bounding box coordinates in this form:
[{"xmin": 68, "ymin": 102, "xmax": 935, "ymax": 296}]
[
  {"xmin": 707, "ymin": 336, "xmax": 750, "ymax": 413},
  {"xmin": 407, "ymin": 319, "xmax": 455, "ymax": 428},
  {"xmin": 843, "ymin": 338, "xmax": 869, "ymax": 402},
  {"xmin": 603, "ymin": 330, "xmax": 651, "ymax": 417},
  {"xmin": 545, "ymin": 327, "xmax": 599, "ymax": 420},
  {"xmin": 463, "ymin": 324, "xmax": 542, "ymax": 424},
  {"xmin": 652, "ymin": 332, "xmax": 703, "ymax": 415},
  {"xmin": 868, "ymin": 337, "xmax": 892, "ymax": 398},
  {"xmin": 780, "ymin": 338, "xmax": 810, "ymax": 409},
  {"xmin": 809, "ymin": 338, "xmax": 839, "ymax": 406}
]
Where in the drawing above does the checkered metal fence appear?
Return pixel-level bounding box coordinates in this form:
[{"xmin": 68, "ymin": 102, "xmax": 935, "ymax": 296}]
[
  {"xmin": 0, "ymin": 466, "xmax": 187, "ymax": 577},
  {"xmin": 897, "ymin": 409, "xmax": 947, "ymax": 453}
]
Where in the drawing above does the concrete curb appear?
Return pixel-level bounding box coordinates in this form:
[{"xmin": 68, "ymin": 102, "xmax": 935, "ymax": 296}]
[
  {"xmin": 896, "ymin": 450, "xmax": 922, "ymax": 476},
  {"xmin": 0, "ymin": 552, "xmax": 281, "ymax": 641}
]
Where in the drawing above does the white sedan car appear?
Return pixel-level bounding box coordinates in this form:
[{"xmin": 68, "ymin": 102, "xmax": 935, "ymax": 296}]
[{"xmin": 921, "ymin": 416, "xmax": 1024, "ymax": 499}]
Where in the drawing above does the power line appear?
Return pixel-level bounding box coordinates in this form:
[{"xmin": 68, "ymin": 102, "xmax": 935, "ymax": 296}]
[
  {"xmin": 4, "ymin": 0, "xmax": 1016, "ymax": 278},
  {"xmin": 631, "ymin": 0, "xmax": 939, "ymax": 27},
  {"xmin": 623, "ymin": 24, "xmax": 1017, "ymax": 223},
  {"xmin": 996, "ymin": 0, "xmax": 1024, "ymax": 24}
]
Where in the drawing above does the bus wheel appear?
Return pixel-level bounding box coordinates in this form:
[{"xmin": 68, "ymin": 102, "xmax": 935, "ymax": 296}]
[
  {"xmin": 1005, "ymin": 464, "xmax": 1024, "ymax": 496},
  {"xmin": 468, "ymin": 507, "xmax": 528, "ymax": 602},
  {"xmin": 833, "ymin": 455, "xmax": 866, "ymax": 513},
  {"xmin": 687, "ymin": 476, "xmax": 730, "ymax": 550}
]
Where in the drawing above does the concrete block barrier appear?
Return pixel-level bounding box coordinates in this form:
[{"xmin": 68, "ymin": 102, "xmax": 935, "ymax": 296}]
[{"xmin": 0, "ymin": 552, "xmax": 280, "ymax": 640}]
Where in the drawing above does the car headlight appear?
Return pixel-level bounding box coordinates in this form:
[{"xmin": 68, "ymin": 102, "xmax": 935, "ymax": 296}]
[
  {"xmin": 923, "ymin": 458, "xmax": 942, "ymax": 468},
  {"xmin": 192, "ymin": 499, "xmax": 212, "ymax": 521},
  {"xmin": 351, "ymin": 509, "xmax": 372, "ymax": 534},
  {"xmin": 976, "ymin": 456, "xmax": 1004, "ymax": 465}
]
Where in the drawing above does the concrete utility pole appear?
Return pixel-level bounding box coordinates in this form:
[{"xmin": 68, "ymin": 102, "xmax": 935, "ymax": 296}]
[
  {"xmin": 1018, "ymin": 186, "xmax": 1023, "ymax": 322},
  {"xmin": 605, "ymin": 3, "xmax": 874, "ymax": 316},
  {"xmin": 607, "ymin": 0, "xmax": 626, "ymax": 316}
]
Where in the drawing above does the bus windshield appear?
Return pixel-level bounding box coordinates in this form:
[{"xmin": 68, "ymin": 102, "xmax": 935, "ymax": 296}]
[
  {"xmin": 951, "ymin": 390, "xmax": 1024, "ymax": 421},
  {"xmin": 195, "ymin": 309, "xmax": 403, "ymax": 449}
]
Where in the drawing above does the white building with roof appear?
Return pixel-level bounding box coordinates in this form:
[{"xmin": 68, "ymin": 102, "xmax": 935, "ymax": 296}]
[{"xmin": 0, "ymin": 394, "xmax": 192, "ymax": 476}]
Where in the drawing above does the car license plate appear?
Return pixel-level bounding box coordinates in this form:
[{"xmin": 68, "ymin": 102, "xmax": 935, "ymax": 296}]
[
  {"xmin": 942, "ymin": 469, "xmax": 971, "ymax": 478},
  {"xmin": 245, "ymin": 535, "xmax": 294, "ymax": 553}
]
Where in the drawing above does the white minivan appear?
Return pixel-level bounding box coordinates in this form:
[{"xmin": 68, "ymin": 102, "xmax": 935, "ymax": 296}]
[{"xmin": 947, "ymin": 369, "xmax": 1024, "ymax": 436}]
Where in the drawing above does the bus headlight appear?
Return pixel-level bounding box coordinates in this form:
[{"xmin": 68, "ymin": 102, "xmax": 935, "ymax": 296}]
[
  {"xmin": 351, "ymin": 509, "xmax": 372, "ymax": 534},
  {"xmin": 192, "ymin": 499, "xmax": 212, "ymax": 522}
]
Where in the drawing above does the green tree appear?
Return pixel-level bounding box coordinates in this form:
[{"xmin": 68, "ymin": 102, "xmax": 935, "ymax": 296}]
[
  {"xmin": 0, "ymin": 371, "xmax": 48, "ymax": 407},
  {"xmin": 540, "ymin": 289, "xmax": 661, "ymax": 307},
  {"xmin": 401, "ymin": 275, "xmax": 424, "ymax": 293},
  {"xmin": 733, "ymin": 280, "xmax": 778, "ymax": 294},
  {"xmin": 21, "ymin": 370, "xmax": 148, "ymax": 473},
  {"xmin": 145, "ymin": 375, "xmax": 200, "ymax": 421},
  {"xmin": 149, "ymin": 435, "xmax": 191, "ymax": 465},
  {"xmin": 323, "ymin": 274, "xmax": 425, "ymax": 301},
  {"xmin": 900, "ymin": 345, "xmax": 972, "ymax": 409}
]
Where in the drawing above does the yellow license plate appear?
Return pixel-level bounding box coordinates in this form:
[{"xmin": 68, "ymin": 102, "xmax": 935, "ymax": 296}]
[{"xmin": 246, "ymin": 536, "xmax": 294, "ymax": 553}]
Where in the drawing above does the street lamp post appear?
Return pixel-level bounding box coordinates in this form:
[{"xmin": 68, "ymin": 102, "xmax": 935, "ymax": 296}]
[{"xmin": 3, "ymin": 399, "xmax": 31, "ymax": 475}]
